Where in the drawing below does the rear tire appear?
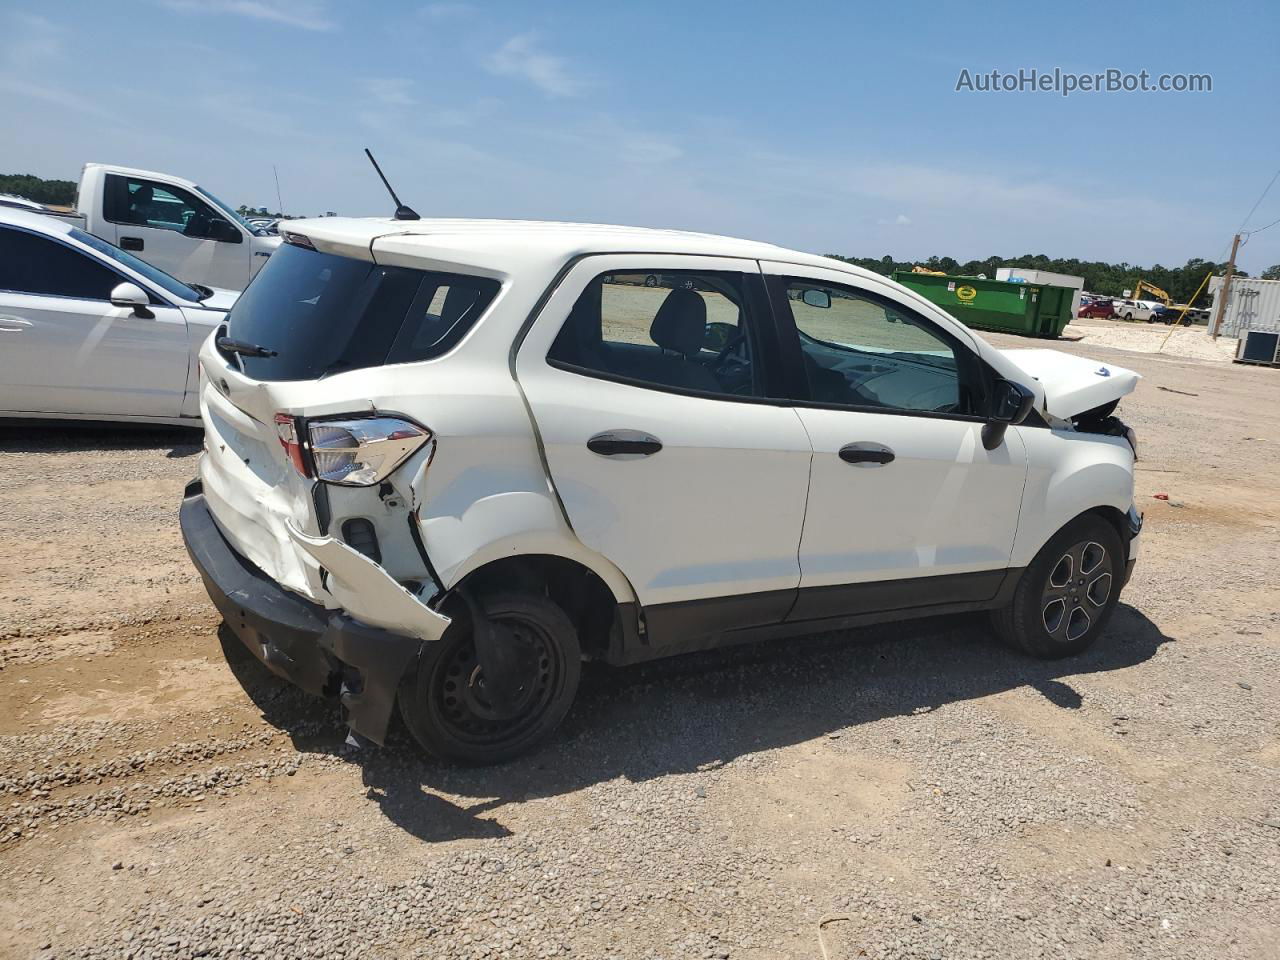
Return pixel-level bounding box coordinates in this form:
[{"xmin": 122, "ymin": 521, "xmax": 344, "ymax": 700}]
[
  {"xmin": 990, "ymin": 515, "xmax": 1124, "ymax": 659},
  {"xmin": 399, "ymin": 592, "xmax": 581, "ymax": 764}
]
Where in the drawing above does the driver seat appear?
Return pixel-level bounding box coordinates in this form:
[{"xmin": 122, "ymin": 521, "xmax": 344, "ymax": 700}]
[{"xmin": 639, "ymin": 288, "xmax": 720, "ymax": 392}]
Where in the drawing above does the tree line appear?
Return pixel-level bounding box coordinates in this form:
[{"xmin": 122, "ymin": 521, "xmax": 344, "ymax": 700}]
[
  {"xmin": 826, "ymin": 252, "xmax": 1280, "ymax": 303},
  {"xmin": 0, "ymin": 173, "xmax": 77, "ymax": 206}
]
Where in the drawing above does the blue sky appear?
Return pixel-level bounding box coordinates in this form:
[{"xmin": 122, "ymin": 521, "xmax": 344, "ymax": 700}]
[{"xmin": 3, "ymin": 0, "xmax": 1279, "ymax": 273}]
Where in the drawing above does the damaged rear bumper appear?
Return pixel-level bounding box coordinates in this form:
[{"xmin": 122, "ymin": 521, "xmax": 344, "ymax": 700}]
[{"xmin": 179, "ymin": 479, "xmax": 450, "ymax": 744}]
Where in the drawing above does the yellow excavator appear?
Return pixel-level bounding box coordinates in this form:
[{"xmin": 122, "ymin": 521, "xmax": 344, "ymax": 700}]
[{"xmin": 1132, "ymin": 279, "xmax": 1172, "ymax": 305}]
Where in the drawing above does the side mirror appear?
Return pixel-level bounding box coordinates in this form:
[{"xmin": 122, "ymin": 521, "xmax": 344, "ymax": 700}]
[
  {"xmin": 982, "ymin": 378, "xmax": 1035, "ymax": 450},
  {"xmin": 802, "ymin": 288, "xmax": 832, "ymax": 309},
  {"xmin": 110, "ymin": 281, "xmax": 153, "ymax": 317},
  {"xmin": 208, "ymin": 218, "xmax": 243, "ymax": 243},
  {"xmin": 703, "ymin": 321, "xmax": 737, "ymax": 352}
]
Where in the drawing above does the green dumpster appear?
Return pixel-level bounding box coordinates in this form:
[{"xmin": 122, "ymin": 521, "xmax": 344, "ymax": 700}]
[{"xmin": 891, "ymin": 272, "xmax": 1074, "ymax": 338}]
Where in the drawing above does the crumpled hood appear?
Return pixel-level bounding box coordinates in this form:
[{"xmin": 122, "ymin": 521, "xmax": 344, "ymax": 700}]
[{"xmin": 1000, "ymin": 348, "xmax": 1140, "ymax": 419}]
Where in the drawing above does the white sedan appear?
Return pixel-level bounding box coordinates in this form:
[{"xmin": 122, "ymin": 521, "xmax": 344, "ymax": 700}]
[{"xmin": 0, "ymin": 208, "xmax": 235, "ymax": 425}]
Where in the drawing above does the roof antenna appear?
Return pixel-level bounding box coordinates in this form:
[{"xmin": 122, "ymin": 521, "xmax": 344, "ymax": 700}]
[{"xmin": 364, "ymin": 147, "xmax": 420, "ymax": 221}]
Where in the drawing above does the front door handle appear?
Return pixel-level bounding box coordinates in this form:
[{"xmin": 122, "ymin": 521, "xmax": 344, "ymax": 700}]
[
  {"xmin": 0, "ymin": 316, "xmax": 32, "ymax": 332},
  {"xmin": 839, "ymin": 442, "xmax": 895, "ymax": 465},
  {"xmin": 587, "ymin": 430, "xmax": 663, "ymax": 458},
  {"xmin": 120, "ymin": 236, "xmax": 144, "ymax": 251}
]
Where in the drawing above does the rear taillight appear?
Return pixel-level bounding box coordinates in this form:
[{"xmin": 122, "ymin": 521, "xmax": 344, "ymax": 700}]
[
  {"xmin": 274, "ymin": 413, "xmax": 311, "ymax": 477},
  {"xmin": 307, "ymin": 416, "xmax": 431, "ymax": 486}
]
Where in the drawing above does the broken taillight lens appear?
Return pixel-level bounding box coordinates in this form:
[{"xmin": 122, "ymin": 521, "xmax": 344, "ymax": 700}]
[
  {"xmin": 274, "ymin": 413, "xmax": 311, "ymax": 477},
  {"xmin": 307, "ymin": 416, "xmax": 431, "ymax": 486}
]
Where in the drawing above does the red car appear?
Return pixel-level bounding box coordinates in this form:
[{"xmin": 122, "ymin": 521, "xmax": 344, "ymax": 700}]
[{"xmin": 1079, "ymin": 299, "xmax": 1116, "ymax": 319}]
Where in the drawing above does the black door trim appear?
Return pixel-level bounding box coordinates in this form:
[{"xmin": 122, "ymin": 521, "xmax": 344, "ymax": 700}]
[{"xmin": 614, "ymin": 568, "xmax": 1022, "ymax": 665}]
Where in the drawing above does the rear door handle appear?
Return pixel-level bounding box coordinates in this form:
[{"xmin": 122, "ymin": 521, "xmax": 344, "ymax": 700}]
[
  {"xmin": 120, "ymin": 236, "xmax": 144, "ymax": 251},
  {"xmin": 587, "ymin": 430, "xmax": 663, "ymax": 458},
  {"xmin": 0, "ymin": 316, "xmax": 32, "ymax": 332},
  {"xmin": 839, "ymin": 442, "xmax": 895, "ymax": 465}
]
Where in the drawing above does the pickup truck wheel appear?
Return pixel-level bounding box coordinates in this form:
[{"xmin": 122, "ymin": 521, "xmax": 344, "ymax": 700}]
[
  {"xmin": 399, "ymin": 592, "xmax": 580, "ymax": 765},
  {"xmin": 991, "ymin": 515, "xmax": 1123, "ymax": 659},
  {"xmin": 1123, "ymin": 312, "xmax": 1134, "ymax": 321}
]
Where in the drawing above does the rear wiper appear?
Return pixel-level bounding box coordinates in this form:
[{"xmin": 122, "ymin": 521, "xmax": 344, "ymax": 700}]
[{"xmin": 216, "ymin": 336, "xmax": 277, "ymax": 358}]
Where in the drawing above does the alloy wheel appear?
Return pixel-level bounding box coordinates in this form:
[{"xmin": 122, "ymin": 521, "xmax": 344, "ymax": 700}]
[{"xmin": 1040, "ymin": 540, "xmax": 1113, "ymax": 644}]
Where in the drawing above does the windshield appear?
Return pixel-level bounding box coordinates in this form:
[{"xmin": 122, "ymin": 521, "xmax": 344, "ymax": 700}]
[
  {"xmin": 197, "ymin": 186, "xmax": 264, "ymax": 237},
  {"xmin": 226, "ymin": 243, "xmax": 500, "ymax": 381},
  {"xmin": 70, "ymin": 228, "xmax": 203, "ymax": 302}
]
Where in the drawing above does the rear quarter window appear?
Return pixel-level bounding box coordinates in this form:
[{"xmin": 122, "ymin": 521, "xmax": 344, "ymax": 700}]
[{"xmin": 226, "ymin": 243, "xmax": 499, "ymax": 381}]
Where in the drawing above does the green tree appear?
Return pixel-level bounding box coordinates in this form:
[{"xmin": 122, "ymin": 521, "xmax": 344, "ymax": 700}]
[
  {"xmin": 0, "ymin": 173, "xmax": 77, "ymax": 206},
  {"xmin": 1263, "ymin": 264, "xmax": 1280, "ymax": 281}
]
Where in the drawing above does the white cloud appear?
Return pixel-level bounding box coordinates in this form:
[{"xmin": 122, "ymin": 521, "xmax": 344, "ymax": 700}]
[
  {"xmin": 619, "ymin": 135, "xmax": 683, "ymax": 165},
  {"xmin": 484, "ymin": 34, "xmax": 580, "ymax": 97},
  {"xmin": 877, "ymin": 213, "xmax": 912, "ymax": 225},
  {"xmin": 360, "ymin": 77, "xmax": 416, "ymax": 107},
  {"xmin": 158, "ymin": 0, "xmax": 335, "ymax": 32},
  {"xmin": 0, "ymin": 13, "xmax": 116, "ymax": 121}
]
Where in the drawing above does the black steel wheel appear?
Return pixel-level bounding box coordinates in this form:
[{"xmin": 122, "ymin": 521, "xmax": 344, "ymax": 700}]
[
  {"xmin": 399, "ymin": 592, "xmax": 580, "ymax": 764},
  {"xmin": 991, "ymin": 514, "xmax": 1124, "ymax": 659}
]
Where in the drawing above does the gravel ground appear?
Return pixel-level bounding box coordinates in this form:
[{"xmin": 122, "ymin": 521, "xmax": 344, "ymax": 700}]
[{"xmin": 1, "ymin": 324, "xmax": 1278, "ymax": 960}]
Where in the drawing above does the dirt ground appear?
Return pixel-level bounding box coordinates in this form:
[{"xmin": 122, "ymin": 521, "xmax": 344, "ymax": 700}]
[{"xmin": 1, "ymin": 322, "xmax": 1278, "ymax": 960}]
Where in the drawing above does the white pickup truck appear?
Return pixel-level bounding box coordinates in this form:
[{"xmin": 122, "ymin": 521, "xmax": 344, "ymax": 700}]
[
  {"xmin": 1112, "ymin": 298, "xmax": 1157, "ymax": 323},
  {"xmin": 71, "ymin": 164, "xmax": 280, "ymax": 290}
]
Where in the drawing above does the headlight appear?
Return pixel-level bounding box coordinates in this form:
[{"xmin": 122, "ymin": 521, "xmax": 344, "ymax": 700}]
[{"xmin": 307, "ymin": 416, "xmax": 431, "ymax": 486}]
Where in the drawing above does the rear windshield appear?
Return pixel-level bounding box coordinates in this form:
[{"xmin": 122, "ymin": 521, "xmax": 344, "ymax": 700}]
[{"xmin": 226, "ymin": 242, "xmax": 500, "ymax": 381}]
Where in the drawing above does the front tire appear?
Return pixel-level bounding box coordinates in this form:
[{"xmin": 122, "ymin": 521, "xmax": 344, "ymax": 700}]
[
  {"xmin": 399, "ymin": 592, "xmax": 581, "ymax": 764},
  {"xmin": 991, "ymin": 515, "xmax": 1124, "ymax": 659}
]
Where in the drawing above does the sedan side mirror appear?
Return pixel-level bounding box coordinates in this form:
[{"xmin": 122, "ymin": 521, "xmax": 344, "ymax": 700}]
[
  {"xmin": 110, "ymin": 281, "xmax": 153, "ymax": 317},
  {"xmin": 982, "ymin": 378, "xmax": 1035, "ymax": 450}
]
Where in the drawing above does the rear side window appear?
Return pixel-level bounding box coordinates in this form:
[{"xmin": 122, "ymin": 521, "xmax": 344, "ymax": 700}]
[
  {"xmin": 0, "ymin": 226, "xmax": 124, "ymax": 300},
  {"xmin": 547, "ymin": 271, "xmax": 765, "ymax": 399},
  {"xmin": 227, "ymin": 243, "xmax": 499, "ymax": 381}
]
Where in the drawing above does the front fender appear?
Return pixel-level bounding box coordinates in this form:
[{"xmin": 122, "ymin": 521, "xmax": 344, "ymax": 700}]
[{"xmin": 1011, "ymin": 426, "xmax": 1135, "ymax": 567}]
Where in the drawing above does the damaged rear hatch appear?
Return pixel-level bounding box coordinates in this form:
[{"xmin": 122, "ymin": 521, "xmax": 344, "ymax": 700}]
[{"xmin": 196, "ymin": 228, "xmax": 496, "ymax": 636}]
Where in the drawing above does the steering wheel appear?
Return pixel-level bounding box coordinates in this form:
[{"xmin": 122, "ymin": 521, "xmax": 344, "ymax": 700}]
[{"xmin": 711, "ymin": 331, "xmax": 747, "ymax": 367}]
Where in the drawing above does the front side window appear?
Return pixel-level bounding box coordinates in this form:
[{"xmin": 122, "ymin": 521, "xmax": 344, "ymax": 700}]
[
  {"xmin": 782, "ymin": 278, "xmax": 980, "ymax": 415},
  {"xmin": 548, "ymin": 271, "xmax": 761, "ymax": 398},
  {"xmin": 0, "ymin": 226, "xmax": 123, "ymax": 301},
  {"xmin": 70, "ymin": 228, "xmax": 198, "ymax": 302},
  {"xmin": 105, "ymin": 174, "xmax": 238, "ymax": 242}
]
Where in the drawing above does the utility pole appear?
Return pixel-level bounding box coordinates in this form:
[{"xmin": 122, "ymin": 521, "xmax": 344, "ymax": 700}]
[{"xmin": 1210, "ymin": 232, "xmax": 1241, "ymax": 340}]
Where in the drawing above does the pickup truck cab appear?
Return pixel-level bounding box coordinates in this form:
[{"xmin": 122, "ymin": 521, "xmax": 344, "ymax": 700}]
[
  {"xmin": 181, "ymin": 218, "xmax": 1142, "ymax": 764},
  {"xmin": 76, "ymin": 164, "xmax": 280, "ymax": 291}
]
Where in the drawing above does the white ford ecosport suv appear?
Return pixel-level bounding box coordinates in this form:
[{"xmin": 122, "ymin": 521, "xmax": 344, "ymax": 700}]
[{"xmin": 181, "ymin": 218, "xmax": 1141, "ymax": 763}]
